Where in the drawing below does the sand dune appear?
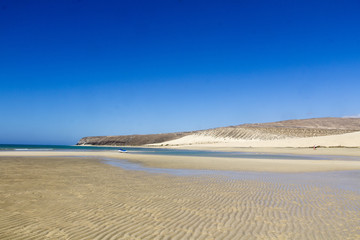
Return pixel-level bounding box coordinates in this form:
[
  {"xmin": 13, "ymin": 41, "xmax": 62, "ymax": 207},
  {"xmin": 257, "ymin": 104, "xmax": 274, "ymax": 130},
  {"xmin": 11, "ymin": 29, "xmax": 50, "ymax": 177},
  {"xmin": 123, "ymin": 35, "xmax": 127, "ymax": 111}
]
[
  {"xmin": 247, "ymin": 117, "xmax": 360, "ymax": 129},
  {"xmin": 191, "ymin": 125, "xmax": 355, "ymax": 140},
  {"xmin": 1, "ymin": 156, "xmax": 360, "ymax": 239},
  {"xmin": 156, "ymin": 131, "xmax": 360, "ymax": 148},
  {"xmin": 77, "ymin": 117, "xmax": 360, "ymax": 146}
]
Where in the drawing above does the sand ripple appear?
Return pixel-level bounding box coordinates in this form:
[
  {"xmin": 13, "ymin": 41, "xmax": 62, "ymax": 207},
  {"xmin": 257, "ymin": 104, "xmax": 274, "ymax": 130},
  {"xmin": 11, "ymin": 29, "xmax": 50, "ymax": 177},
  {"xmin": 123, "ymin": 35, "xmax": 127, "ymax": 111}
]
[{"xmin": 1, "ymin": 157, "xmax": 360, "ymax": 239}]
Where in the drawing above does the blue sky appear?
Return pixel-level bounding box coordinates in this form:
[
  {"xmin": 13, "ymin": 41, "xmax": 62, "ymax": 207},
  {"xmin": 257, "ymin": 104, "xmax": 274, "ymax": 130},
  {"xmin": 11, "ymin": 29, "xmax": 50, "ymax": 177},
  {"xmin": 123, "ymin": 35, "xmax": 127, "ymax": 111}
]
[{"xmin": 1, "ymin": 0, "xmax": 360, "ymax": 144}]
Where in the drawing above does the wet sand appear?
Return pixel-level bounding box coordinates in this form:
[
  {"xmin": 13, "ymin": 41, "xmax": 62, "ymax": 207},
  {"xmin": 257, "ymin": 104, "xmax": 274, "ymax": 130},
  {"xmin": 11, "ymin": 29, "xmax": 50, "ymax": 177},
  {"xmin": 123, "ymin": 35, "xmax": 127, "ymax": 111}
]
[
  {"xmin": 174, "ymin": 145, "xmax": 360, "ymax": 157},
  {"xmin": 1, "ymin": 152, "xmax": 360, "ymax": 239},
  {"xmin": 1, "ymin": 150, "xmax": 360, "ymax": 172}
]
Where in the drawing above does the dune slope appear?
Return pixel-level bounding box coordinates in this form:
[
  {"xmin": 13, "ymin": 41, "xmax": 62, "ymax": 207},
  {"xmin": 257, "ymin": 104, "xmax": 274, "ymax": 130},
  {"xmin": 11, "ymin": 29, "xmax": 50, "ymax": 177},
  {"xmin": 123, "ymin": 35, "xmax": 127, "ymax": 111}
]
[{"xmin": 77, "ymin": 117, "xmax": 360, "ymax": 147}]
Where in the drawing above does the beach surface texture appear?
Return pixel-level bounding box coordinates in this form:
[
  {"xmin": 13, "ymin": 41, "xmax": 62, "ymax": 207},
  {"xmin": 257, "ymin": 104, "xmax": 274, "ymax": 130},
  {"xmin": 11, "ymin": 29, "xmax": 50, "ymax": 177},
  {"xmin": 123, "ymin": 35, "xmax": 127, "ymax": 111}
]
[{"xmin": 1, "ymin": 150, "xmax": 360, "ymax": 239}]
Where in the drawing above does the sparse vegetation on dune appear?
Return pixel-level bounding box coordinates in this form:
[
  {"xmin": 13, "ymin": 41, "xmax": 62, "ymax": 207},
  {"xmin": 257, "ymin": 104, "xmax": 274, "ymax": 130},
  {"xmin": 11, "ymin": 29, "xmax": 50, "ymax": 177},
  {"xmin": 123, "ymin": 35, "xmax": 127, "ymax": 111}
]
[{"xmin": 77, "ymin": 117, "xmax": 360, "ymax": 146}]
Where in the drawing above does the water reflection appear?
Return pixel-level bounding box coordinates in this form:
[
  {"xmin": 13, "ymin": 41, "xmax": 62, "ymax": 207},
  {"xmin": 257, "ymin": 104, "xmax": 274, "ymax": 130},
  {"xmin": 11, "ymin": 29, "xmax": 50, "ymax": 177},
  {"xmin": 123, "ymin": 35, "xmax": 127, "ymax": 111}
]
[{"xmin": 104, "ymin": 158, "xmax": 360, "ymax": 194}]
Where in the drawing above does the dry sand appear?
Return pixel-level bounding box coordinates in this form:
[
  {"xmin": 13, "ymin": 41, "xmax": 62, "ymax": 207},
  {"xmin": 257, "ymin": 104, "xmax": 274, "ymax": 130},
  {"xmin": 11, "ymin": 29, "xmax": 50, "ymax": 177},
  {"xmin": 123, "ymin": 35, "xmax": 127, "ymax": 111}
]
[
  {"xmin": 156, "ymin": 131, "xmax": 360, "ymax": 148},
  {"xmin": 1, "ymin": 151, "xmax": 360, "ymax": 239}
]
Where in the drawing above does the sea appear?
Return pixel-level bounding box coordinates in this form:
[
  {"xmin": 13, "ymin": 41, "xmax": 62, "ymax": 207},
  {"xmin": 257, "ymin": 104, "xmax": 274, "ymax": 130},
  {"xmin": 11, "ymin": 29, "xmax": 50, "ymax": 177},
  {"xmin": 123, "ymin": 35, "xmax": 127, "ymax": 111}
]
[{"xmin": 0, "ymin": 144, "xmax": 329, "ymax": 160}]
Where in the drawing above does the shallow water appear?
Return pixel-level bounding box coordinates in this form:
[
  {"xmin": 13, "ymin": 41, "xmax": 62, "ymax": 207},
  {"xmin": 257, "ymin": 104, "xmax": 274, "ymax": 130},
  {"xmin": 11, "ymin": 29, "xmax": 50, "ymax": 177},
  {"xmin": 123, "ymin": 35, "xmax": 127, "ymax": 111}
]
[
  {"xmin": 3, "ymin": 144, "xmax": 359, "ymax": 161},
  {"xmin": 0, "ymin": 144, "xmax": 121, "ymax": 151},
  {"xmin": 105, "ymin": 158, "xmax": 360, "ymax": 194}
]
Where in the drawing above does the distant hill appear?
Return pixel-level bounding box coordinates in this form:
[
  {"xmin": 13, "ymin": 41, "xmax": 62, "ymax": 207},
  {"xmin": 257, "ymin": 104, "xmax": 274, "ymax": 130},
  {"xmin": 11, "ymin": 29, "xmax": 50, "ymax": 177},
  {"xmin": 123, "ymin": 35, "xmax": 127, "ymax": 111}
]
[
  {"xmin": 243, "ymin": 117, "xmax": 360, "ymax": 129},
  {"xmin": 77, "ymin": 132, "xmax": 193, "ymax": 146},
  {"xmin": 77, "ymin": 117, "xmax": 360, "ymax": 146}
]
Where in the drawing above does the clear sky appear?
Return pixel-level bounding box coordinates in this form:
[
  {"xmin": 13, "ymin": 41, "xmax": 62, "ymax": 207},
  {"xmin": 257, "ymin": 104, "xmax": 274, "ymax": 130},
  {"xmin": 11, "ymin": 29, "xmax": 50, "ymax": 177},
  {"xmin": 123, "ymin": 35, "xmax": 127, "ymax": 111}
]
[{"xmin": 1, "ymin": 0, "xmax": 360, "ymax": 145}]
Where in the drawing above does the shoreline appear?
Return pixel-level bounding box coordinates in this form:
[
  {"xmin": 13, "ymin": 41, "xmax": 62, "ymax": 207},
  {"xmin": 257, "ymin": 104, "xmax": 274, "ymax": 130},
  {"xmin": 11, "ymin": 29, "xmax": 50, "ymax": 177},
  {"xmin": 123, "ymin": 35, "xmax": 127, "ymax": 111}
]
[
  {"xmin": 1, "ymin": 149, "xmax": 360, "ymax": 173},
  {"xmin": 171, "ymin": 145, "xmax": 360, "ymax": 156},
  {"xmin": 77, "ymin": 144, "xmax": 360, "ymax": 156}
]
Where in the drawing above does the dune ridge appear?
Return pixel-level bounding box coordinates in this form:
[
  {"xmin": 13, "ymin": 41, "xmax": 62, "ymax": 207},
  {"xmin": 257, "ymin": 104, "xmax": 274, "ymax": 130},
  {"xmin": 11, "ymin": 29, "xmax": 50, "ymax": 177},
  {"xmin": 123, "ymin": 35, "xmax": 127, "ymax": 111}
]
[
  {"xmin": 77, "ymin": 117, "xmax": 360, "ymax": 147},
  {"xmin": 157, "ymin": 130, "xmax": 360, "ymax": 148}
]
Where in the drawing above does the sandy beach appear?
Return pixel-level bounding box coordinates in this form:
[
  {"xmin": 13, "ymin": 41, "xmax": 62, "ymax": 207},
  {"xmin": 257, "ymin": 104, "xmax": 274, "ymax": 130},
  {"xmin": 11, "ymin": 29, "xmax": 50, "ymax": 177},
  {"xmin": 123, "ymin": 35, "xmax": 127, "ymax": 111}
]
[
  {"xmin": 176, "ymin": 145, "xmax": 360, "ymax": 157},
  {"xmin": 1, "ymin": 149, "xmax": 360, "ymax": 172},
  {"xmin": 1, "ymin": 150, "xmax": 360, "ymax": 239}
]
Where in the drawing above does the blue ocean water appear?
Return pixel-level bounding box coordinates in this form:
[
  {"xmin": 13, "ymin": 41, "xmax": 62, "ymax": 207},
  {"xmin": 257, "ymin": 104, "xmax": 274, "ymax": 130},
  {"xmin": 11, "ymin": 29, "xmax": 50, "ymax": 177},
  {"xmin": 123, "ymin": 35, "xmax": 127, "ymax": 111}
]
[
  {"xmin": 0, "ymin": 144, "xmax": 342, "ymax": 160},
  {"xmin": 0, "ymin": 144, "xmax": 120, "ymax": 151}
]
